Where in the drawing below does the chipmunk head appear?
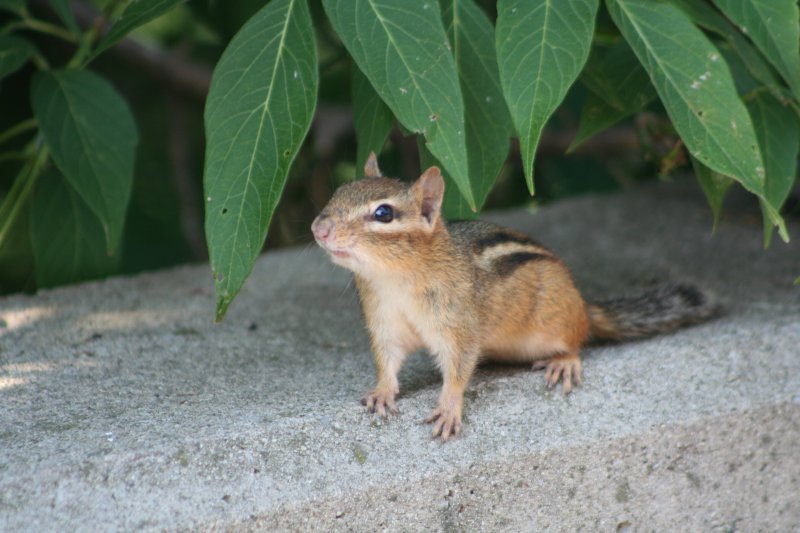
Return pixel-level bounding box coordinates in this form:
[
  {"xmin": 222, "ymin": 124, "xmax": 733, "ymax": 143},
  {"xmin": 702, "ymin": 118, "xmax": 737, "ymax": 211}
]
[{"xmin": 311, "ymin": 152, "xmax": 445, "ymax": 275}]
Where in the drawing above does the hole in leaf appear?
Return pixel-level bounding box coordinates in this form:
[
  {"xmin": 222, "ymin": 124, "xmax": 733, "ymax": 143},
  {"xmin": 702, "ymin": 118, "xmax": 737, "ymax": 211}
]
[
  {"xmin": 221, "ymin": 208, "xmax": 228, "ymax": 215},
  {"xmin": 697, "ymin": 110, "xmax": 704, "ymax": 117},
  {"xmin": 283, "ymin": 149, "xmax": 291, "ymax": 157}
]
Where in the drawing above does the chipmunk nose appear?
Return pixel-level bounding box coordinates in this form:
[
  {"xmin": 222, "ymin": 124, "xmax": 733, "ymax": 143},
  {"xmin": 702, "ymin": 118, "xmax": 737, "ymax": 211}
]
[{"xmin": 311, "ymin": 216, "xmax": 333, "ymax": 241}]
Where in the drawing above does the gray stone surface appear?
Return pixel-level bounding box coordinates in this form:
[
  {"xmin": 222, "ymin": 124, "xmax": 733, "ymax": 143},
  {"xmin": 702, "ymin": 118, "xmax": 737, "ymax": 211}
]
[{"xmin": 1, "ymin": 179, "xmax": 798, "ymax": 532}]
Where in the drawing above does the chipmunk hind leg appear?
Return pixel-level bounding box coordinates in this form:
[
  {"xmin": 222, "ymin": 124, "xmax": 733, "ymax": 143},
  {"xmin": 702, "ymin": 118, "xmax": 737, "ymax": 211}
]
[
  {"xmin": 527, "ymin": 306, "xmax": 587, "ymax": 393},
  {"xmin": 485, "ymin": 333, "xmax": 584, "ymax": 394},
  {"xmin": 482, "ymin": 260, "xmax": 589, "ymax": 393}
]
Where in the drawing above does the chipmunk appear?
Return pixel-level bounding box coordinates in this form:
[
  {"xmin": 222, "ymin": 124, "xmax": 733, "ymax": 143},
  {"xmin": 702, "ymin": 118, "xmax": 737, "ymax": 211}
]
[{"xmin": 311, "ymin": 153, "xmax": 716, "ymax": 441}]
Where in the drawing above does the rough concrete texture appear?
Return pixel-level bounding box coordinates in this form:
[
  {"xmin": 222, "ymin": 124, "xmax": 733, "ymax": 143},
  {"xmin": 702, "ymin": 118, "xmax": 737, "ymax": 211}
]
[{"xmin": 1, "ymin": 179, "xmax": 798, "ymax": 532}]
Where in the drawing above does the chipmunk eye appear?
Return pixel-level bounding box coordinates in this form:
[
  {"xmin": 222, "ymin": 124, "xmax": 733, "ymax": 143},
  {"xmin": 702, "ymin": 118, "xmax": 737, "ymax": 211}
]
[{"xmin": 373, "ymin": 204, "xmax": 394, "ymax": 223}]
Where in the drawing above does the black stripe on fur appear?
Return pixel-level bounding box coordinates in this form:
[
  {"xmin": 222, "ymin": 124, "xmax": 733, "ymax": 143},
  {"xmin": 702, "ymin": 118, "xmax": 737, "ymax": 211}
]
[
  {"xmin": 493, "ymin": 251, "xmax": 552, "ymax": 277},
  {"xmin": 472, "ymin": 230, "xmax": 542, "ymax": 254}
]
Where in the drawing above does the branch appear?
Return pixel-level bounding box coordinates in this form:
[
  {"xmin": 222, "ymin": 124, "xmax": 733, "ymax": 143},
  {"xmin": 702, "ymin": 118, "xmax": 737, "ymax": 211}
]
[{"xmin": 68, "ymin": 0, "xmax": 211, "ymax": 101}]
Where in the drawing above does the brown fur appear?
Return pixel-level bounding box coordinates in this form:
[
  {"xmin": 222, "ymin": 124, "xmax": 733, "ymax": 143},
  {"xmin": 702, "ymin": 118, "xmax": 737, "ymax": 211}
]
[{"xmin": 311, "ymin": 153, "xmax": 717, "ymax": 441}]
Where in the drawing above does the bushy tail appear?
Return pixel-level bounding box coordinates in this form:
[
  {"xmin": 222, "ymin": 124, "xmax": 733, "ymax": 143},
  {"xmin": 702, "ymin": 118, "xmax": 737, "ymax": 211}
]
[{"xmin": 587, "ymin": 283, "xmax": 719, "ymax": 342}]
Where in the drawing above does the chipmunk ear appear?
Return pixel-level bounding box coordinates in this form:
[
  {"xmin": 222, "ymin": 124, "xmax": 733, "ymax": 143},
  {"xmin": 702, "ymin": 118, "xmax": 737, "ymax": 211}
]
[
  {"xmin": 364, "ymin": 152, "xmax": 382, "ymax": 178},
  {"xmin": 413, "ymin": 166, "xmax": 445, "ymax": 226}
]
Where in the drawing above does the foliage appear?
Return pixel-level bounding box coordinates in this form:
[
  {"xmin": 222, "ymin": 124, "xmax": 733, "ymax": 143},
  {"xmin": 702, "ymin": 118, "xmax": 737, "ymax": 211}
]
[
  {"xmin": 204, "ymin": 0, "xmax": 798, "ymax": 320},
  {"xmin": 0, "ymin": 0, "xmax": 797, "ymax": 321},
  {"xmin": 0, "ymin": 0, "xmax": 185, "ymax": 289}
]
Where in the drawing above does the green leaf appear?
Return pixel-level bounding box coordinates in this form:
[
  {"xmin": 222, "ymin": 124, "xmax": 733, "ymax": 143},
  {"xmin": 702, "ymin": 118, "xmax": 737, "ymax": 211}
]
[
  {"xmin": 48, "ymin": 0, "xmax": 81, "ymax": 36},
  {"xmin": 668, "ymin": 0, "xmax": 728, "ymax": 35},
  {"xmin": 568, "ymin": 91, "xmax": 634, "ymax": 152},
  {"xmin": 746, "ymin": 92, "xmax": 798, "ymax": 246},
  {"xmin": 30, "ymin": 168, "xmax": 119, "ymax": 288},
  {"xmin": 31, "ymin": 69, "xmax": 138, "ymax": 254},
  {"xmin": 204, "ymin": 0, "xmax": 318, "ymax": 321},
  {"xmin": 497, "ymin": 0, "xmax": 599, "ymax": 194},
  {"xmin": 441, "ymin": 0, "xmax": 512, "ymax": 212},
  {"xmin": 351, "ymin": 64, "xmax": 393, "ymax": 173},
  {"xmin": 672, "ymin": 0, "xmax": 787, "ymax": 104},
  {"xmin": 0, "ymin": 0, "xmax": 25, "ymax": 15},
  {"xmin": 323, "ymin": 0, "xmax": 474, "ymax": 208},
  {"xmin": 93, "ymin": 0, "xmax": 186, "ymax": 58},
  {"xmin": 607, "ymin": 0, "xmax": 778, "ymax": 224},
  {"xmin": 711, "ymin": 0, "xmax": 800, "ymax": 101},
  {"xmin": 690, "ymin": 155, "xmax": 733, "ymax": 230},
  {"xmin": 0, "ymin": 35, "xmax": 35, "ymax": 79}
]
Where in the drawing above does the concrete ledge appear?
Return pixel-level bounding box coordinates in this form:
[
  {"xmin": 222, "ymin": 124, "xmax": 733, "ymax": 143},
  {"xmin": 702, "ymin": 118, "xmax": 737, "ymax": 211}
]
[
  {"xmin": 249, "ymin": 404, "xmax": 798, "ymax": 532},
  {"xmin": 1, "ymin": 179, "xmax": 798, "ymax": 531}
]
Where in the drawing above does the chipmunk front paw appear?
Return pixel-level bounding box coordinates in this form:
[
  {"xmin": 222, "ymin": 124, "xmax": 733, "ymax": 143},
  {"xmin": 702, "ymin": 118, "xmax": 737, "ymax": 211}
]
[
  {"xmin": 362, "ymin": 387, "xmax": 398, "ymax": 417},
  {"xmin": 425, "ymin": 404, "xmax": 462, "ymax": 442}
]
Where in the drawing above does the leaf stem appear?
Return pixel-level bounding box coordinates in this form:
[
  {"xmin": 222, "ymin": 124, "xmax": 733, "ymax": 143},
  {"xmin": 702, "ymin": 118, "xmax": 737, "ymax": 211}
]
[
  {"xmin": 0, "ymin": 161, "xmax": 34, "ymax": 248},
  {"xmin": 0, "ymin": 160, "xmax": 31, "ymax": 216},
  {"xmin": 0, "ymin": 118, "xmax": 37, "ymax": 147},
  {"xmin": 67, "ymin": 25, "xmax": 99, "ymax": 68},
  {"xmin": 0, "ymin": 151, "xmax": 27, "ymax": 164},
  {"xmin": 74, "ymin": 0, "xmax": 129, "ymax": 67},
  {"xmin": 19, "ymin": 17, "xmax": 77, "ymax": 42},
  {"xmin": 0, "ymin": 144, "xmax": 49, "ymax": 251},
  {"xmin": 30, "ymin": 48, "xmax": 50, "ymax": 69}
]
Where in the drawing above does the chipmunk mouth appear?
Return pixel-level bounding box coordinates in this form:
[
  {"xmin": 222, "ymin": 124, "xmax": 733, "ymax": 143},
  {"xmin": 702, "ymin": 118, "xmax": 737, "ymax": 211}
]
[{"xmin": 316, "ymin": 240, "xmax": 353, "ymax": 260}]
